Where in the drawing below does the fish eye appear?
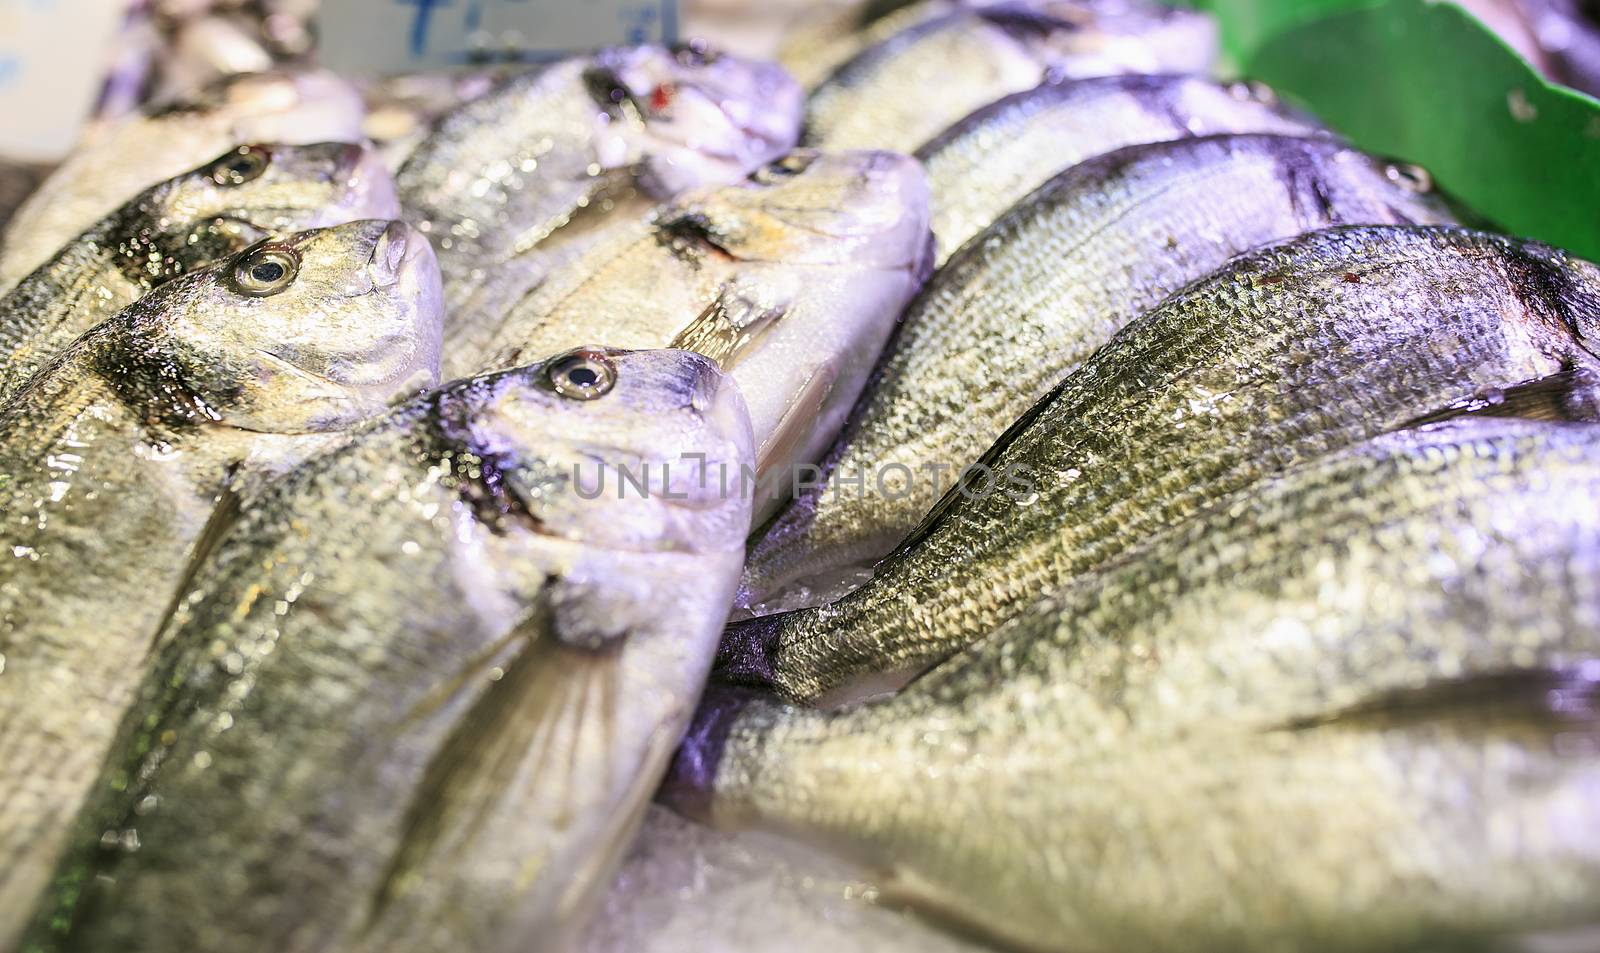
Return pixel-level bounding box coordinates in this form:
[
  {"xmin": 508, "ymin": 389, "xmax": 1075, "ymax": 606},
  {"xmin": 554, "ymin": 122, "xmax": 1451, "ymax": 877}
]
[
  {"xmin": 548, "ymin": 351, "xmax": 617, "ymax": 400},
  {"xmin": 232, "ymin": 245, "xmax": 300, "ymax": 297},
  {"xmin": 671, "ymin": 40, "xmax": 720, "ymax": 67},
  {"xmin": 753, "ymin": 153, "xmax": 815, "ymax": 184},
  {"xmin": 209, "ymin": 145, "xmax": 271, "ymax": 187},
  {"xmin": 583, "ymin": 67, "xmax": 634, "ymax": 113},
  {"xmin": 1383, "ymin": 162, "xmax": 1433, "ymax": 194}
]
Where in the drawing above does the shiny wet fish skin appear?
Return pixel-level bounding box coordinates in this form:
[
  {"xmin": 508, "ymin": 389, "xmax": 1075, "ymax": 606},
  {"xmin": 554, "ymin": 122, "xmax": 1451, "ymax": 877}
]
[
  {"xmin": 0, "ymin": 141, "xmax": 399, "ymax": 406},
  {"xmin": 917, "ymin": 73, "xmax": 1321, "ymax": 262},
  {"xmin": 673, "ymin": 417, "xmax": 1600, "ymax": 953},
  {"xmin": 395, "ymin": 45, "xmax": 802, "ymax": 357},
  {"xmin": 25, "ymin": 350, "xmax": 753, "ymax": 953},
  {"xmin": 463, "ymin": 150, "xmax": 934, "ymax": 526},
  {"xmin": 0, "ymin": 69, "xmax": 366, "ymax": 293},
  {"xmin": 0, "ymin": 220, "xmax": 442, "ymax": 950},
  {"xmin": 738, "ymin": 135, "xmax": 1455, "ymax": 615},
  {"xmin": 725, "ymin": 226, "xmax": 1600, "ymax": 703},
  {"xmin": 801, "ymin": 2, "xmax": 1217, "ymax": 152}
]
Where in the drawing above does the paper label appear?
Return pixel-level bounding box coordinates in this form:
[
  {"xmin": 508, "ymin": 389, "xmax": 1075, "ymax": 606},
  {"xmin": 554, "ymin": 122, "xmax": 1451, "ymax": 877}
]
[
  {"xmin": 0, "ymin": 0, "xmax": 124, "ymax": 161},
  {"xmin": 319, "ymin": 0, "xmax": 681, "ymax": 75}
]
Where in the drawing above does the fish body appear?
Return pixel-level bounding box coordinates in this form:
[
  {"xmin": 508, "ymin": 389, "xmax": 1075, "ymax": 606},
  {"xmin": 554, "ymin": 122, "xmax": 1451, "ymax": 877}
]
[
  {"xmin": 725, "ymin": 226, "xmax": 1600, "ymax": 703},
  {"xmin": 25, "ymin": 349, "xmax": 753, "ymax": 953},
  {"xmin": 0, "ymin": 220, "xmax": 442, "ymax": 947},
  {"xmin": 918, "ymin": 74, "xmax": 1320, "ymax": 262},
  {"xmin": 0, "ymin": 141, "xmax": 398, "ymax": 404},
  {"xmin": 671, "ymin": 417, "xmax": 1600, "ymax": 953},
  {"xmin": 461, "ymin": 150, "xmax": 934, "ymax": 525},
  {"xmin": 739, "ymin": 135, "xmax": 1455, "ymax": 614},
  {"xmin": 395, "ymin": 46, "xmax": 802, "ymax": 359},
  {"xmin": 0, "ymin": 70, "xmax": 365, "ymax": 292},
  {"xmin": 801, "ymin": 2, "xmax": 1217, "ymax": 152}
]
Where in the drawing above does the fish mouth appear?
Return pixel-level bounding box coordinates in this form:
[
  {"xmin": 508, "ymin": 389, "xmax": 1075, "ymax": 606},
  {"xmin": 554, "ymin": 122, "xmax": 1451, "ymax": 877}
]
[{"xmin": 337, "ymin": 144, "xmax": 402, "ymax": 221}]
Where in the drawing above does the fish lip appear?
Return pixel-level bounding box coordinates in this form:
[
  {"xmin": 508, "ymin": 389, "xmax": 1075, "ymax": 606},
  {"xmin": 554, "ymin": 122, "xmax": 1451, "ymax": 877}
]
[{"xmin": 338, "ymin": 145, "xmax": 402, "ymax": 220}]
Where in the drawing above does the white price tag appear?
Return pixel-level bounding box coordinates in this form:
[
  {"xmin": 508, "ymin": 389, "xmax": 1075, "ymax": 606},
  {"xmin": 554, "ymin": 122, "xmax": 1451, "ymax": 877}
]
[
  {"xmin": 0, "ymin": 0, "xmax": 124, "ymax": 161},
  {"xmin": 319, "ymin": 0, "xmax": 682, "ymax": 75}
]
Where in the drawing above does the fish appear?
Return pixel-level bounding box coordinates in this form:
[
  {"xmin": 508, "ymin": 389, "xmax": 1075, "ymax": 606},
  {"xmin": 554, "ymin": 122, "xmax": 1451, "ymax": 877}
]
[
  {"xmin": 358, "ymin": 69, "xmax": 511, "ymax": 173},
  {"xmin": 723, "ymin": 225, "xmax": 1600, "ymax": 704},
  {"xmin": 777, "ymin": 0, "xmax": 966, "ymax": 90},
  {"xmin": 917, "ymin": 74, "xmax": 1321, "ymax": 263},
  {"xmin": 458, "ymin": 150, "xmax": 934, "ymax": 525},
  {"xmin": 0, "ymin": 69, "xmax": 365, "ymax": 292},
  {"xmin": 0, "ymin": 219, "xmax": 443, "ymax": 949},
  {"xmin": 668, "ymin": 417, "xmax": 1600, "ymax": 953},
  {"xmin": 23, "ymin": 348, "xmax": 753, "ymax": 953},
  {"xmin": 801, "ymin": 2, "xmax": 1218, "ymax": 152},
  {"xmin": 0, "ymin": 142, "xmax": 399, "ymax": 406},
  {"xmin": 395, "ymin": 44, "xmax": 802, "ymax": 357},
  {"xmin": 738, "ymin": 135, "xmax": 1456, "ymax": 615}
]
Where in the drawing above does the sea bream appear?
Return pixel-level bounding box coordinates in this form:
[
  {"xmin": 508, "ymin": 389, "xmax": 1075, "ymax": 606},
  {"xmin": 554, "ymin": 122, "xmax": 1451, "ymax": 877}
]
[
  {"xmin": 395, "ymin": 44, "xmax": 801, "ymax": 363},
  {"xmin": 801, "ymin": 1, "xmax": 1217, "ymax": 152},
  {"xmin": 0, "ymin": 220, "xmax": 442, "ymax": 949},
  {"xmin": 0, "ymin": 69, "xmax": 365, "ymax": 293},
  {"xmin": 917, "ymin": 73, "xmax": 1320, "ymax": 262},
  {"xmin": 738, "ymin": 135, "xmax": 1455, "ymax": 614},
  {"xmin": 459, "ymin": 150, "xmax": 934, "ymax": 525},
  {"xmin": 724, "ymin": 226, "xmax": 1600, "ymax": 703},
  {"xmin": 0, "ymin": 142, "xmax": 398, "ymax": 405},
  {"xmin": 25, "ymin": 349, "xmax": 753, "ymax": 953},
  {"xmin": 671, "ymin": 417, "xmax": 1600, "ymax": 953}
]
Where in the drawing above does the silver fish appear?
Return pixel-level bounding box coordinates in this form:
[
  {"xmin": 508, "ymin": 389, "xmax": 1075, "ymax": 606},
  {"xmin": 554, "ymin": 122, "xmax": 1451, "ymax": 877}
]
[
  {"xmin": 918, "ymin": 73, "xmax": 1320, "ymax": 262},
  {"xmin": 395, "ymin": 45, "xmax": 802, "ymax": 358},
  {"xmin": 739, "ymin": 135, "xmax": 1455, "ymax": 614},
  {"xmin": 0, "ymin": 141, "xmax": 398, "ymax": 405},
  {"xmin": 0, "ymin": 220, "xmax": 442, "ymax": 948},
  {"xmin": 459, "ymin": 150, "xmax": 933, "ymax": 525},
  {"xmin": 801, "ymin": 1, "xmax": 1217, "ymax": 152},
  {"xmin": 724, "ymin": 226, "xmax": 1600, "ymax": 703},
  {"xmin": 0, "ymin": 69, "xmax": 365, "ymax": 292},
  {"xmin": 669, "ymin": 417, "xmax": 1600, "ymax": 953},
  {"xmin": 25, "ymin": 349, "xmax": 752, "ymax": 953}
]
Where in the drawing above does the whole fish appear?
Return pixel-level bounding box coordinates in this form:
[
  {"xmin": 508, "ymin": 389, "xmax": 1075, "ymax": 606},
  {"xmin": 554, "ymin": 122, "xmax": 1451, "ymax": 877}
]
[
  {"xmin": 0, "ymin": 220, "xmax": 442, "ymax": 948},
  {"xmin": 724, "ymin": 226, "xmax": 1600, "ymax": 703},
  {"xmin": 0, "ymin": 141, "xmax": 398, "ymax": 405},
  {"xmin": 25, "ymin": 349, "xmax": 753, "ymax": 953},
  {"xmin": 461, "ymin": 150, "xmax": 934, "ymax": 525},
  {"xmin": 669, "ymin": 417, "xmax": 1600, "ymax": 953},
  {"xmin": 739, "ymin": 135, "xmax": 1454, "ymax": 614},
  {"xmin": 0, "ymin": 69, "xmax": 365, "ymax": 292},
  {"xmin": 918, "ymin": 74, "xmax": 1320, "ymax": 262},
  {"xmin": 801, "ymin": 2, "xmax": 1217, "ymax": 152},
  {"xmin": 395, "ymin": 44, "xmax": 802, "ymax": 354}
]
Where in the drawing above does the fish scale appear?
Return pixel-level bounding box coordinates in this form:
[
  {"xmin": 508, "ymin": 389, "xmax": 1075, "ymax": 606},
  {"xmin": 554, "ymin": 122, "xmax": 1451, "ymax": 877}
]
[
  {"xmin": 0, "ymin": 220, "xmax": 442, "ymax": 951},
  {"xmin": 738, "ymin": 134, "xmax": 1456, "ymax": 613},
  {"xmin": 669, "ymin": 417, "xmax": 1600, "ymax": 953},
  {"xmin": 724, "ymin": 226, "xmax": 1600, "ymax": 704},
  {"xmin": 22, "ymin": 351, "xmax": 753, "ymax": 953}
]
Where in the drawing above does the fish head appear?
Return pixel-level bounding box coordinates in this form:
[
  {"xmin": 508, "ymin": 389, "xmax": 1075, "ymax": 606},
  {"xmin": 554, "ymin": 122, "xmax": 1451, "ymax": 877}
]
[
  {"xmin": 447, "ymin": 348, "xmax": 754, "ymax": 560},
  {"xmin": 588, "ymin": 44, "xmax": 802, "ymax": 196},
  {"xmin": 132, "ymin": 219, "xmax": 443, "ymax": 433},
  {"xmin": 653, "ymin": 149, "xmax": 933, "ymax": 270},
  {"xmin": 149, "ymin": 68, "xmax": 367, "ymax": 146},
  {"xmin": 138, "ymin": 142, "xmax": 399, "ymax": 258}
]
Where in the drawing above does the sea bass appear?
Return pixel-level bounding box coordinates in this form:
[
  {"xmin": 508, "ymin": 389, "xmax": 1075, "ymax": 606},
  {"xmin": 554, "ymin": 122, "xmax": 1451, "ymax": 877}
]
[
  {"xmin": 0, "ymin": 220, "xmax": 442, "ymax": 948},
  {"xmin": 918, "ymin": 74, "xmax": 1320, "ymax": 262},
  {"xmin": 25, "ymin": 349, "xmax": 753, "ymax": 953},
  {"xmin": 739, "ymin": 135, "xmax": 1454, "ymax": 613},
  {"xmin": 723, "ymin": 226, "xmax": 1600, "ymax": 703},
  {"xmin": 395, "ymin": 44, "xmax": 801, "ymax": 355},
  {"xmin": 801, "ymin": 2, "xmax": 1217, "ymax": 152},
  {"xmin": 461, "ymin": 150, "xmax": 934, "ymax": 525},
  {"xmin": 0, "ymin": 142, "xmax": 398, "ymax": 405},
  {"xmin": 670, "ymin": 417, "xmax": 1600, "ymax": 953},
  {"xmin": 0, "ymin": 70, "xmax": 365, "ymax": 292}
]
